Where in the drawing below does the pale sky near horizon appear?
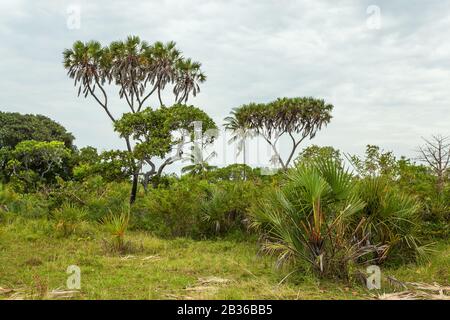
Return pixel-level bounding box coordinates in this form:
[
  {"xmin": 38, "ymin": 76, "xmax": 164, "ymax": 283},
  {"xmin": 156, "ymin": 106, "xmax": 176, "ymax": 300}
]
[{"xmin": 1, "ymin": 0, "xmax": 449, "ymax": 171}]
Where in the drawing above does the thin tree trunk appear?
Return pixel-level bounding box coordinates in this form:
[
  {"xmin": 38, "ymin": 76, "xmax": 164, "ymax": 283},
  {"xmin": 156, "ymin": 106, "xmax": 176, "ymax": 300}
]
[
  {"xmin": 158, "ymin": 88, "xmax": 163, "ymax": 106},
  {"xmin": 125, "ymin": 136, "xmax": 139, "ymax": 205},
  {"xmin": 130, "ymin": 174, "xmax": 138, "ymax": 204}
]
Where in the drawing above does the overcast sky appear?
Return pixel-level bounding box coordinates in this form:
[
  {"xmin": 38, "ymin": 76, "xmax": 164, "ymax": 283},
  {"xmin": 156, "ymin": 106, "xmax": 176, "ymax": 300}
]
[{"xmin": 1, "ymin": 0, "xmax": 449, "ymax": 170}]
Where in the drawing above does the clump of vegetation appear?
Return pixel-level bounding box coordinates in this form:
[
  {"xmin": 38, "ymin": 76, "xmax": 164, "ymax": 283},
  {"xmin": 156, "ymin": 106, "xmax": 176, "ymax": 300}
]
[
  {"xmin": 131, "ymin": 179, "xmax": 208, "ymax": 238},
  {"xmin": 101, "ymin": 207, "xmax": 133, "ymax": 254},
  {"xmin": 250, "ymin": 160, "xmax": 373, "ymax": 279},
  {"xmin": 356, "ymin": 177, "xmax": 426, "ymax": 264},
  {"xmin": 0, "ymin": 184, "xmax": 48, "ymax": 219},
  {"xmin": 250, "ymin": 159, "xmax": 429, "ymax": 280},
  {"xmin": 49, "ymin": 176, "xmax": 130, "ymax": 221},
  {"xmin": 51, "ymin": 202, "xmax": 88, "ymax": 237},
  {"xmin": 200, "ymin": 181, "xmax": 262, "ymax": 237}
]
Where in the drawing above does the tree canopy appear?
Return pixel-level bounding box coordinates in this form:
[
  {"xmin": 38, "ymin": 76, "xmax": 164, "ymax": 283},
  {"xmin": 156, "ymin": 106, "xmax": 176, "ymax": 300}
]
[
  {"xmin": 230, "ymin": 97, "xmax": 333, "ymax": 169},
  {"xmin": 1, "ymin": 140, "xmax": 72, "ymax": 191},
  {"xmin": 0, "ymin": 111, "xmax": 75, "ymax": 149},
  {"xmin": 114, "ymin": 103, "xmax": 216, "ymax": 189},
  {"xmin": 63, "ymin": 36, "xmax": 208, "ymax": 203}
]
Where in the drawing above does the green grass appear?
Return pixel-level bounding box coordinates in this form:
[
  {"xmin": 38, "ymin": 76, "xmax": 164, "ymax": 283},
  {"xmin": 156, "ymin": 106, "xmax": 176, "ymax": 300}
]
[{"xmin": 0, "ymin": 219, "xmax": 448, "ymax": 300}]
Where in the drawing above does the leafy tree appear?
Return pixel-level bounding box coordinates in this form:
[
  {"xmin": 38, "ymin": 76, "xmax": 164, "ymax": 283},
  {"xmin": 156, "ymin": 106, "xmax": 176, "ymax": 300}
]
[
  {"xmin": 63, "ymin": 36, "xmax": 206, "ymax": 203},
  {"xmin": 73, "ymin": 149, "xmax": 133, "ymax": 183},
  {"xmin": 114, "ymin": 104, "xmax": 216, "ymax": 190},
  {"xmin": 207, "ymin": 164, "xmax": 256, "ymax": 181},
  {"xmin": 231, "ymin": 97, "xmax": 333, "ymax": 170},
  {"xmin": 76, "ymin": 146, "xmax": 100, "ymax": 165},
  {"xmin": 0, "ymin": 111, "xmax": 74, "ymax": 149},
  {"xmin": 295, "ymin": 145, "xmax": 342, "ymax": 166},
  {"xmin": 347, "ymin": 145, "xmax": 398, "ymax": 178},
  {"xmin": 3, "ymin": 140, "xmax": 72, "ymax": 191}
]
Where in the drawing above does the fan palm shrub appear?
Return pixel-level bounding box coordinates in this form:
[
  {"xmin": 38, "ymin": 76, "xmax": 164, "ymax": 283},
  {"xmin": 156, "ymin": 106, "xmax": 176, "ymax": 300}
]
[
  {"xmin": 250, "ymin": 159, "xmax": 379, "ymax": 279},
  {"xmin": 355, "ymin": 177, "xmax": 426, "ymax": 264}
]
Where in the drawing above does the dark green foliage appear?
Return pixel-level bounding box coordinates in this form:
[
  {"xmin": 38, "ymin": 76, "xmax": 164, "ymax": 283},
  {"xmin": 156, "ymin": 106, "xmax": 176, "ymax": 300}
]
[
  {"xmin": 131, "ymin": 178, "xmax": 209, "ymax": 237},
  {"xmin": 0, "ymin": 111, "xmax": 74, "ymax": 149},
  {"xmin": 114, "ymin": 104, "xmax": 216, "ymax": 160},
  {"xmin": 131, "ymin": 178, "xmax": 261, "ymax": 238},
  {"xmin": 2, "ymin": 140, "xmax": 73, "ymax": 192},
  {"xmin": 73, "ymin": 149, "xmax": 133, "ymax": 183},
  {"xmin": 114, "ymin": 103, "xmax": 217, "ymax": 189},
  {"xmin": 207, "ymin": 164, "xmax": 256, "ymax": 181}
]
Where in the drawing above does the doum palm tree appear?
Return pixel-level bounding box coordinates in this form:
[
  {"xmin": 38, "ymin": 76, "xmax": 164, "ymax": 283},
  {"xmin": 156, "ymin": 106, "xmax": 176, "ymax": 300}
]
[{"xmin": 224, "ymin": 108, "xmax": 254, "ymax": 180}]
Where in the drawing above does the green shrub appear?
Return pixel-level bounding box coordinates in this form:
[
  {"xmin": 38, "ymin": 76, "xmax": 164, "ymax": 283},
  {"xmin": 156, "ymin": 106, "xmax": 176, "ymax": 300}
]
[
  {"xmin": 250, "ymin": 160, "xmax": 376, "ymax": 280},
  {"xmin": 0, "ymin": 184, "xmax": 49, "ymax": 218},
  {"xmin": 200, "ymin": 181, "xmax": 262, "ymax": 236},
  {"xmin": 49, "ymin": 176, "xmax": 130, "ymax": 221},
  {"xmin": 356, "ymin": 177, "xmax": 427, "ymax": 264},
  {"xmin": 131, "ymin": 178, "xmax": 262, "ymax": 239},
  {"xmin": 250, "ymin": 159, "xmax": 430, "ymax": 280},
  {"xmin": 132, "ymin": 179, "xmax": 209, "ymax": 237},
  {"xmin": 51, "ymin": 202, "xmax": 88, "ymax": 237}
]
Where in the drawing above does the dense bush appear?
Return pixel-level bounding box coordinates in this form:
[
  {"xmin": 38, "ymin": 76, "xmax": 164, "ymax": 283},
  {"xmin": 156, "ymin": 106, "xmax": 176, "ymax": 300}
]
[
  {"xmin": 200, "ymin": 180, "xmax": 263, "ymax": 236},
  {"xmin": 1, "ymin": 140, "xmax": 73, "ymax": 192},
  {"xmin": 131, "ymin": 178, "xmax": 208, "ymax": 237},
  {"xmin": 0, "ymin": 183, "xmax": 49, "ymax": 219},
  {"xmin": 349, "ymin": 146, "xmax": 449, "ymax": 238},
  {"xmin": 0, "ymin": 111, "xmax": 75, "ymax": 149},
  {"xmin": 131, "ymin": 177, "xmax": 262, "ymax": 238},
  {"xmin": 48, "ymin": 176, "xmax": 130, "ymax": 221}
]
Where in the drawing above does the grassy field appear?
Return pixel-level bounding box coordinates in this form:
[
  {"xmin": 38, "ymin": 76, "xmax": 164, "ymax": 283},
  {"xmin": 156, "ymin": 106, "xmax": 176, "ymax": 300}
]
[{"xmin": 0, "ymin": 219, "xmax": 448, "ymax": 300}]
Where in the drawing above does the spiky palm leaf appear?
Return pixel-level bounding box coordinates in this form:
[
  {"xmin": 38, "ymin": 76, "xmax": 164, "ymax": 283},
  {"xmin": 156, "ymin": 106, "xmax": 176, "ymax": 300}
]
[{"xmin": 250, "ymin": 159, "xmax": 375, "ymax": 278}]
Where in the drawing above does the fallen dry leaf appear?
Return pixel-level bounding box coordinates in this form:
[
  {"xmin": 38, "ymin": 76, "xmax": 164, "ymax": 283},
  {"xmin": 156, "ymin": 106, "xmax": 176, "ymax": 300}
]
[{"xmin": 0, "ymin": 287, "xmax": 14, "ymax": 295}]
